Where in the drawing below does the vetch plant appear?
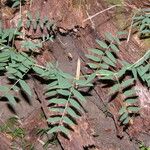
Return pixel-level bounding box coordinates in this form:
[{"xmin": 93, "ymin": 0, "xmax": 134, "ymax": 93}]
[
  {"xmin": 133, "ymin": 8, "xmax": 150, "ymax": 38},
  {"xmin": 32, "ymin": 63, "xmax": 95, "ymax": 135},
  {"xmin": 0, "ymin": 5, "xmax": 150, "ymax": 138},
  {"xmin": 86, "ymin": 32, "xmax": 149, "ymax": 125}
]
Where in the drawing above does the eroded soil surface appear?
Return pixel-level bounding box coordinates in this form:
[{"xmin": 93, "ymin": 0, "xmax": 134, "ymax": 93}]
[{"xmin": 0, "ymin": 0, "xmax": 150, "ymax": 149}]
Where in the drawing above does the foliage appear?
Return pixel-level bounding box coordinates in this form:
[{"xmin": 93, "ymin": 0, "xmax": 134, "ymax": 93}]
[
  {"xmin": 0, "ymin": 16, "xmax": 94, "ymax": 136},
  {"xmin": 0, "ymin": 116, "xmax": 35, "ymax": 149},
  {"xmin": 26, "ymin": 11, "xmax": 55, "ymax": 36},
  {"xmin": 133, "ymin": 8, "xmax": 150, "ymax": 38},
  {"xmin": 0, "ymin": 19, "xmax": 22, "ymax": 45},
  {"xmin": 0, "ymin": 49, "xmax": 34, "ymax": 105},
  {"xmin": 9, "ymin": 0, "xmax": 26, "ymax": 8},
  {"xmin": 86, "ymin": 32, "xmax": 149, "ymax": 125},
  {"xmin": 24, "ymin": 12, "xmax": 55, "ymax": 52},
  {"xmin": 0, "ymin": 116, "xmax": 25, "ymax": 139},
  {"xmin": 0, "ymin": 2, "xmax": 150, "ymax": 139},
  {"xmin": 139, "ymin": 144, "xmax": 150, "ymax": 150},
  {"xmin": 36, "ymin": 128, "xmax": 59, "ymax": 149},
  {"xmin": 33, "ymin": 63, "xmax": 94, "ymax": 135}
]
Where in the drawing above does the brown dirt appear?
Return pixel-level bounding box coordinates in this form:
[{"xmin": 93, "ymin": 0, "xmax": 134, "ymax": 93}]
[{"xmin": 0, "ymin": 0, "xmax": 150, "ymax": 150}]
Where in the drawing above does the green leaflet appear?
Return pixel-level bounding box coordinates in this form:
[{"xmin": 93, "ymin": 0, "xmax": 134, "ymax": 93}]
[
  {"xmin": 45, "ymin": 91, "xmax": 57, "ymax": 97},
  {"xmin": 47, "ymin": 117, "xmax": 61, "ymax": 123},
  {"xmin": 110, "ymin": 84, "xmax": 120, "ymax": 94},
  {"xmin": 85, "ymin": 55, "xmax": 101, "ymax": 62},
  {"xmin": 17, "ymin": 19, "xmax": 22, "ymax": 30},
  {"xmin": 99, "ymin": 63, "xmax": 109, "ymax": 69},
  {"xmin": 122, "ymin": 117, "xmax": 130, "ymax": 124},
  {"xmin": 0, "ymin": 52, "xmax": 10, "ymax": 58},
  {"xmin": 19, "ymin": 80, "xmax": 32, "ymax": 96},
  {"xmin": 105, "ymin": 32, "xmax": 114, "ymax": 42},
  {"xmin": 26, "ymin": 20, "xmax": 31, "ymax": 29},
  {"xmin": 46, "ymin": 85, "xmax": 59, "ymax": 91},
  {"xmin": 117, "ymin": 31, "xmax": 128, "ymax": 35},
  {"xmin": 47, "ymin": 81, "xmax": 58, "ymax": 88},
  {"xmin": 49, "ymin": 98, "xmax": 67, "ymax": 104},
  {"xmin": 119, "ymin": 112, "xmax": 128, "ymax": 121},
  {"xmin": 5, "ymin": 94, "xmax": 16, "ymax": 105},
  {"xmin": 72, "ymin": 88, "xmax": 86, "ymax": 102},
  {"xmin": 100, "ymin": 75, "xmax": 114, "ymax": 80},
  {"xmin": 0, "ymin": 57, "xmax": 10, "ymax": 62},
  {"xmin": 12, "ymin": 85, "xmax": 20, "ymax": 92},
  {"xmin": 124, "ymin": 89, "xmax": 136, "ymax": 97},
  {"xmin": 14, "ymin": 71, "xmax": 23, "ymax": 79},
  {"xmin": 88, "ymin": 48, "xmax": 104, "ymax": 55},
  {"xmin": 0, "ymin": 85, "xmax": 9, "ymax": 92},
  {"xmin": 58, "ymin": 71, "xmax": 74, "ymax": 79},
  {"xmin": 124, "ymin": 98, "xmax": 137, "ymax": 104},
  {"xmin": 49, "ymin": 107, "xmax": 64, "ymax": 113},
  {"xmin": 32, "ymin": 66, "xmax": 46, "ymax": 75},
  {"xmin": 105, "ymin": 51, "xmax": 117, "ymax": 63},
  {"xmin": 18, "ymin": 65, "xmax": 28, "ymax": 73},
  {"xmin": 117, "ymin": 67, "xmax": 126, "ymax": 78},
  {"xmin": 110, "ymin": 44, "xmax": 119, "ymax": 52},
  {"xmin": 0, "ymin": 67, "xmax": 5, "ymax": 70},
  {"xmin": 6, "ymin": 67, "xmax": 18, "ymax": 74},
  {"xmin": 96, "ymin": 39, "xmax": 108, "ymax": 49},
  {"xmin": 63, "ymin": 116, "xmax": 75, "ymax": 126},
  {"xmin": 127, "ymin": 106, "xmax": 140, "ymax": 112},
  {"xmin": 86, "ymin": 73, "xmax": 96, "ymax": 84},
  {"xmin": 35, "ymin": 11, "xmax": 40, "ymax": 22},
  {"xmin": 48, "ymin": 126, "xmax": 69, "ymax": 135},
  {"xmin": 12, "ymin": 1, "xmax": 20, "ymax": 8},
  {"xmin": 33, "ymin": 21, "xmax": 37, "ymax": 30},
  {"xmin": 102, "ymin": 56, "xmax": 116, "ymax": 67},
  {"xmin": 69, "ymin": 98, "xmax": 83, "ymax": 111},
  {"xmin": 131, "ymin": 68, "xmax": 138, "ymax": 79},
  {"xmin": 57, "ymin": 89, "xmax": 71, "ymax": 96},
  {"xmin": 121, "ymin": 79, "xmax": 135, "ymax": 88},
  {"xmin": 113, "ymin": 37, "xmax": 120, "ymax": 45},
  {"xmin": 75, "ymin": 79, "xmax": 93, "ymax": 87},
  {"xmin": 66, "ymin": 107, "xmax": 80, "ymax": 118},
  {"xmin": 119, "ymin": 106, "xmax": 126, "ymax": 115},
  {"xmin": 87, "ymin": 63, "xmax": 99, "ymax": 69},
  {"xmin": 97, "ymin": 69, "xmax": 114, "ymax": 76},
  {"xmin": 57, "ymin": 75, "xmax": 72, "ymax": 89}
]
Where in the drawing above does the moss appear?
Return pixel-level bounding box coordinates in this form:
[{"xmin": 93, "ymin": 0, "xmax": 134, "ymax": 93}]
[
  {"xmin": 143, "ymin": 39, "xmax": 150, "ymax": 49},
  {"xmin": 106, "ymin": 0, "xmax": 123, "ymax": 5},
  {"xmin": 114, "ymin": 13, "xmax": 126, "ymax": 30},
  {"xmin": 105, "ymin": 0, "xmax": 129, "ymax": 30},
  {"xmin": 71, "ymin": 0, "xmax": 86, "ymax": 9}
]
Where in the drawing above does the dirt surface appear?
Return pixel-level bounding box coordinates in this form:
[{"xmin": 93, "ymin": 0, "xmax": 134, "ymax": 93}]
[{"xmin": 0, "ymin": 0, "xmax": 150, "ymax": 150}]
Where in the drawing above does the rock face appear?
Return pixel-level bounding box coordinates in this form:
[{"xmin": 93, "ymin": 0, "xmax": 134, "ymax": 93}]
[{"xmin": 1, "ymin": 0, "xmax": 150, "ymax": 149}]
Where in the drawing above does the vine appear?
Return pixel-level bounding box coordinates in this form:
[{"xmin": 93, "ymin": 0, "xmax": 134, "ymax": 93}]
[
  {"xmin": 86, "ymin": 32, "xmax": 150, "ymax": 125},
  {"xmin": 0, "ymin": 2, "xmax": 150, "ymax": 139}
]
